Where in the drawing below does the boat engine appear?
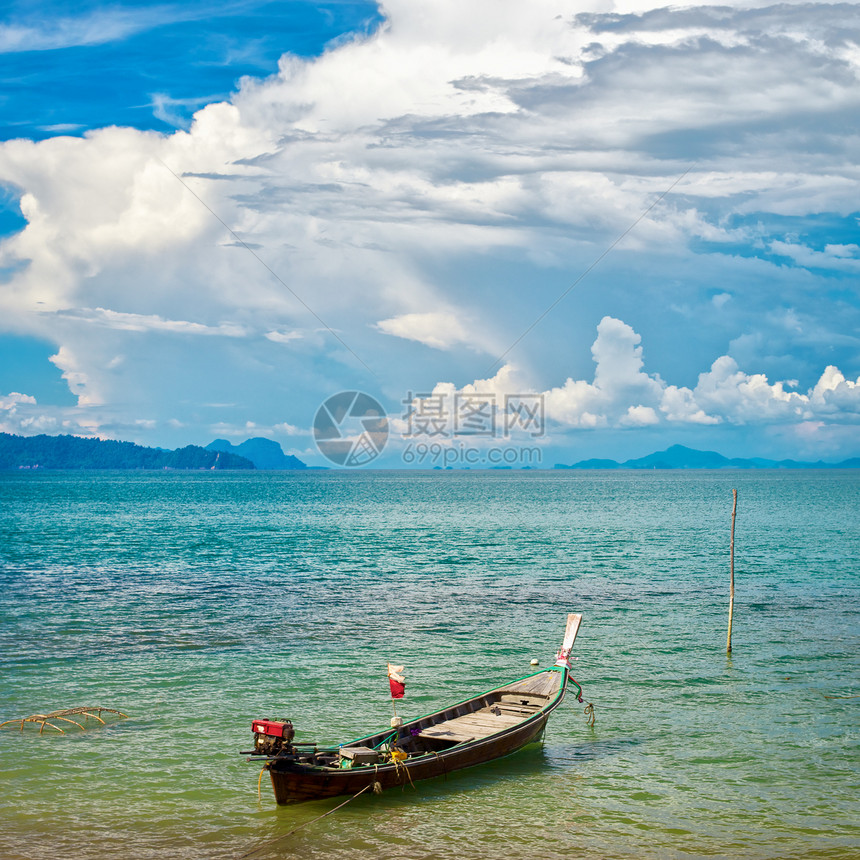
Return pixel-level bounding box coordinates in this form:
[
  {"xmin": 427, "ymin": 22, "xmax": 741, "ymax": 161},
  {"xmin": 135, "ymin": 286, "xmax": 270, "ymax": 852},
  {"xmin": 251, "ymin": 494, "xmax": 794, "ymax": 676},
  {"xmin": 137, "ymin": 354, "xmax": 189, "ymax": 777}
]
[{"xmin": 251, "ymin": 719, "xmax": 295, "ymax": 757}]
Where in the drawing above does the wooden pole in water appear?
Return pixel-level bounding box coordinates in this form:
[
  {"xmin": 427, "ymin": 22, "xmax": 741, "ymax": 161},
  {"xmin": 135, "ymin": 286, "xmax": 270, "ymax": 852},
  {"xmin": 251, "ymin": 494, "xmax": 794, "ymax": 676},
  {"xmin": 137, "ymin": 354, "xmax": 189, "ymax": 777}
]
[{"xmin": 727, "ymin": 488, "xmax": 737, "ymax": 655}]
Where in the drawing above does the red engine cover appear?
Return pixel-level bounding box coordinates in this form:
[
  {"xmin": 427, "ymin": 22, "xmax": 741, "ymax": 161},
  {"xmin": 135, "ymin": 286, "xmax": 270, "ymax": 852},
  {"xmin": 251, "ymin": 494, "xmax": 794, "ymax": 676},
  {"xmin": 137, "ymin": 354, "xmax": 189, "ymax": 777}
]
[{"xmin": 252, "ymin": 719, "xmax": 290, "ymax": 738}]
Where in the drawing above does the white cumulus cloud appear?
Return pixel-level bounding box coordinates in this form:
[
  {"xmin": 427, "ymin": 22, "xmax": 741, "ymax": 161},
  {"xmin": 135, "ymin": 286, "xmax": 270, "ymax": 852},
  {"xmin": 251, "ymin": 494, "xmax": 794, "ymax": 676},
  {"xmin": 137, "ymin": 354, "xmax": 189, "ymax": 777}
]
[{"xmin": 427, "ymin": 316, "xmax": 860, "ymax": 434}]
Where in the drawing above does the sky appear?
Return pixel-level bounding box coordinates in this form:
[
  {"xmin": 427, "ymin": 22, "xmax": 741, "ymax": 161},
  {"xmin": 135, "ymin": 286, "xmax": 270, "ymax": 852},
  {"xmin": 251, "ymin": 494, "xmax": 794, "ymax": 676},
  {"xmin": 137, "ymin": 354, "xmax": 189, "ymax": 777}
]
[{"xmin": 0, "ymin": 0, "xmax": 859, "ymax": 468}]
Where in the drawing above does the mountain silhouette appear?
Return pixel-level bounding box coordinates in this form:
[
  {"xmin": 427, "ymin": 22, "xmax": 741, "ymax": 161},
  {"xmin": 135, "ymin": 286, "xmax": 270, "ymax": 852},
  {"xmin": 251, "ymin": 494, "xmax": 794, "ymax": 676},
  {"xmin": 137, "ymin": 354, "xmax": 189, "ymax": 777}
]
[
  {"xmin": 206, "ymin": 437, "xmax": 307, "ymax": 470},
  {"xmin": 556, "ymin": 444, "xmax": 857, "ymax": 470}
]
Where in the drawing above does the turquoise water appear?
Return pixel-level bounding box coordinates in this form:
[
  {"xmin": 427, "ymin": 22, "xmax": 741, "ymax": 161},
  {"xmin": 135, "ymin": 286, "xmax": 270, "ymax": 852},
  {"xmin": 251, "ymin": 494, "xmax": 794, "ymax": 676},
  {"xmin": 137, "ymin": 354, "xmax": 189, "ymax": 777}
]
[{"xmin": 0, "ymin": 470, "xmax": 858, "ymax": 859}]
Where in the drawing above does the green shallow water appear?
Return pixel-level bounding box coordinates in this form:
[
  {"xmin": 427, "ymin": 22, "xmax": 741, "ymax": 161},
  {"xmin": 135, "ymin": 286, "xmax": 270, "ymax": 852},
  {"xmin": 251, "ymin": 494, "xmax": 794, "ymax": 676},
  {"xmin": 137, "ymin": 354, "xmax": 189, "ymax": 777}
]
[{"xmin": 0, "ymin": 470, "xmax": 858, "ymax": 859}]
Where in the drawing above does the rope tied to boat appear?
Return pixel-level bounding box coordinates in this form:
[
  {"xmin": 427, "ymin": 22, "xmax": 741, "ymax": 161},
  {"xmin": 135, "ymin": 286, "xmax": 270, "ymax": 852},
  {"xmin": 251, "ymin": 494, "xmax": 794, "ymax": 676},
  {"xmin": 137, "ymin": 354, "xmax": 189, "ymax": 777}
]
[
  {"xmin": 256, "ymin": 767, "xmax": 266, "ymax": 802},
  {"xmin": 428, "ymin": 749, "xmax": 448, "ymax": 781},
  {"xmin": 569, "ymin": 676, "xmax": 595, "ymax": 727},
  {"xmin": 239, "ymin": 783, "xmax": 373, "ymax": 859},
  {"xmin": 583, "ymin": 701, "xmax": 596, "ymax": 727},
  {"xmin": 389, "ymin": 744, "xmax": 416, "ymax": 791}
]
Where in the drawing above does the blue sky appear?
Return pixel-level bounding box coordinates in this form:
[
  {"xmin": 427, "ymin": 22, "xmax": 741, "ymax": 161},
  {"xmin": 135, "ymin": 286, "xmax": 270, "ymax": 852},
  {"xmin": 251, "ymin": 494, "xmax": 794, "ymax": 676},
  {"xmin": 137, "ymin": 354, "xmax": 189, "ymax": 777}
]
[
  {"xmin": 1, "ymin": 0, "xmax": 859, "ymax": 467},
  {"xmin": 0, "ymin": 1, "xmax": 382, "ymax": 138}
]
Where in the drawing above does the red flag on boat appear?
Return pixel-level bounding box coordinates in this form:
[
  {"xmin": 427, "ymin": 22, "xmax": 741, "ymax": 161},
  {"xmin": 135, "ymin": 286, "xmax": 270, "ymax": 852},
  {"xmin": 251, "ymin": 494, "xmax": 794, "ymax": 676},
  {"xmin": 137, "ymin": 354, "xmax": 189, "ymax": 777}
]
[{"xmin": 387, "ymin": 663, "xmax": 406, "ymax": 699}]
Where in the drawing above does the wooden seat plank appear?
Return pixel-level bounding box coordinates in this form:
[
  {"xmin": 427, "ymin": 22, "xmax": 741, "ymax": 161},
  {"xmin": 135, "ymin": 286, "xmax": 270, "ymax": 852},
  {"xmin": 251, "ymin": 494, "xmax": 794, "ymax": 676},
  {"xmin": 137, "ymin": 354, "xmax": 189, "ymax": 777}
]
[{"xmin": 418, "ymin": 708, "xmax": 526, "ymax": 743}]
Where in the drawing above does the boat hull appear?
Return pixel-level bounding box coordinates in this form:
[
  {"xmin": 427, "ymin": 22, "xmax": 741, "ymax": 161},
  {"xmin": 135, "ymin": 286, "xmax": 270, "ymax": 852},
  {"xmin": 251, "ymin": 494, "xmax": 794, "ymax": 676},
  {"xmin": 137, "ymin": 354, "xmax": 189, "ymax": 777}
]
[
  {"xmin": 266, "ymin": 664, "xmax": 573, "ymax": 804},
  {"xmin": 269, "ymin": 710, "xmax": 549, "ymax": 803}
]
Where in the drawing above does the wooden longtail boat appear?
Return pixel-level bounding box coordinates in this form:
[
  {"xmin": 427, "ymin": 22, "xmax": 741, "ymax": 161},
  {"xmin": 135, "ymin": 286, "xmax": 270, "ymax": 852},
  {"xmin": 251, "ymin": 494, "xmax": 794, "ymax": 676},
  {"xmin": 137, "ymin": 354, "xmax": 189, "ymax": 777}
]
[{"xmin": 246, "ymin": 613, "xmax": 583, "ymax": 804}]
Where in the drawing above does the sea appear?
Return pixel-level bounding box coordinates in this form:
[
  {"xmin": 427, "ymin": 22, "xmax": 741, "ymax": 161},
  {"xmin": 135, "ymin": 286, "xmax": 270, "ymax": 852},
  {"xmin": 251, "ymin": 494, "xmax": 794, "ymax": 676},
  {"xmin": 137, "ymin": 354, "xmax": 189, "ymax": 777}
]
[{"xmin": 0, "ymin": 469, "xmax": 857, "ymax": 860}]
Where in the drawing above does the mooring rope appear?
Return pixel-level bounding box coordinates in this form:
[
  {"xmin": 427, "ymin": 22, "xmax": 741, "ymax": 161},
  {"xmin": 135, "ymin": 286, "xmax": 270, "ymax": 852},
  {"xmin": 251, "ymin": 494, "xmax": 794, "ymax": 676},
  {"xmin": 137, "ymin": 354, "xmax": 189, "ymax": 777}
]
[
  {"xmin": 583, "ymin": 702, "xmax": 596, "ymax": 727},
  {"xmin": 239, "ymin": 783, "xmax": 373, "ymax": 859},
  {"xmin": 429, "ymin": 749, "xmax": 447, "ymax": 781},
  {"xmin": 390, "ymin": 751, "xmax": 416, "ymax": 791},
  {"xmin": 257, "ymin": 767, "xmax": 266, "ymax": 803},
  {"xmin": 569, "ymin": 678, "xmax": 596, "ymax": 727}
]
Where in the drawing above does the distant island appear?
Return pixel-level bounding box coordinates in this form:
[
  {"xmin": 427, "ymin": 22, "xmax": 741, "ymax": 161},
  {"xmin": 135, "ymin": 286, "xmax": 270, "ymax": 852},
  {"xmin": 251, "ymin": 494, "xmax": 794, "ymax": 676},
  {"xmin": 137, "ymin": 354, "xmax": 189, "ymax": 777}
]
[
  {"xmin": 4, "ymin": 434, "xmax": 856, "ymax": 472},
  {"xmin": 555, "ymin": 444, "xmax": 860, "ymax": 470},
  {"xmin": 0, "ymin": 432, "xmax": 310, "ymax": 471},
  {"xmin": 206, "ymin": 437, "xmax": 309, "ymax": 470}
]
